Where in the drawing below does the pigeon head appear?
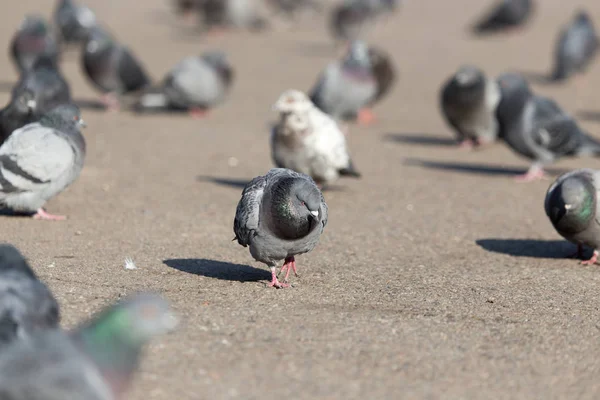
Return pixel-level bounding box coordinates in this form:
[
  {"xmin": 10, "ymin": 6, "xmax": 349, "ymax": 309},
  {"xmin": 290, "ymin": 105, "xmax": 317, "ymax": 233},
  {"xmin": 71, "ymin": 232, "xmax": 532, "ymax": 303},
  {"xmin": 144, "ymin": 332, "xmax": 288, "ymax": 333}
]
[
  {"xmin": 344, "ymin": 40, "xmax": 372, "ymax": 69},
  {"xmin": 574, "ymin": 10, "xmax": 592, "ymax": 25},
  {"xmin": 268, "ymin": 175, "xmax": 322, "ymax": 240},
  {"xmin": 496, "ymin": 73, "xmax": 531, "ymax": 120},
  {"xmin": 548, "ymin": 174, "xmax": 596, "ymax": 235},
  {"xmin": 84, "ymin": 26, "xmax": 112, "ymax": 52},
  {"xmin": 40, "ymin": 104, "xmax": 86, "ymax": 130},
  {"xmin": 273, "ymin": 90, "xmax": 313, "ymax": 114},
  {"xmin": 497, "ymin": 72, "xmax": 530, "ymax": 95},
  {"xmin": 10, "ymin": 88, "xmax": 37, "ymax": 115},
  {"xmin": 454, "ymin": 65, "xmax": 484, "ymax": 87},
  {"xmin": 201, "ymin": 51, "xmax": 229, "ymax": 69},
  {"xmin": 0, "ymin": 244, "xmax": 36, "ymax": 279},
  {"xmin": 19, "ymin": 15, "xmax": 49, "ymax": 35}
]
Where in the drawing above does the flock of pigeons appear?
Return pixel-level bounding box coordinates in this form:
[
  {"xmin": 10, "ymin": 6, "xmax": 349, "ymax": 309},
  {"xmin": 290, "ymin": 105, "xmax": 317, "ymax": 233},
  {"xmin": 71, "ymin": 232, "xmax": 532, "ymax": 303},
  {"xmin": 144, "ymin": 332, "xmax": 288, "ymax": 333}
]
[{"xmin": 0, "ymin": 0, "xmax": 599, "ymax": 397}]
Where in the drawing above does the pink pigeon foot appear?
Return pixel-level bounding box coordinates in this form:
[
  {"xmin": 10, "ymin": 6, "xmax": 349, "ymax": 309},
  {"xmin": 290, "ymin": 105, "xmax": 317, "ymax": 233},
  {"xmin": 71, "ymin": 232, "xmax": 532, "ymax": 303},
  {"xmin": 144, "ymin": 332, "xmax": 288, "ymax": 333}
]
[
  {"xmin": 101, "ymin": 93, "xmax": 120, "ymax": 112},
  {"xmin": 458, "ymin": 139, "xmax": 475, "ymax": 150},
  {"xmin": 278, "ymin": 256, "xmax": 299, "ymax": 282},
  {"xmin": 33, "ymin": 208, "xmax": 66, "ymax": 221},
  {"xmin": 268, "ymin": 267, "xmax": 289, "ymax": 288},
  {"xmin": 515, "ymin": 166, "xmax": 547, "ymax": 182},
  {"xmin": 357, "ymin": 108, "xmax": 375, "ymax": 125},
  {"xmin": 581, "ymin": 250, "xmax": 598, "ymax": 265},
  {"xmin": 189, "ymin": 108, "xmax": 209, "ymax": 119}
]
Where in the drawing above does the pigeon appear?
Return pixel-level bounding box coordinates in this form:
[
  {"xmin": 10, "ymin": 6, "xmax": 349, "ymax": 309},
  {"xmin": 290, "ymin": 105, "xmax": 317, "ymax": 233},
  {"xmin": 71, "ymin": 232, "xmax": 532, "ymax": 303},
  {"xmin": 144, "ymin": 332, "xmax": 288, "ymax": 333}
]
[
  {"xmin": 10, "ymin": 15, "xmax": 60, "ymax": 74},
  {"xmin": 310, "ymin": 40, "xmax": 381, "ymax": 124},
  {"xmin": 199, "ymin": 0, "xmax": 268, "ymax": 32},
  {"xmin": 134, "ymin": 51, "xmax": 234, "ymax": 117},
  {"xmin": 0, "ymin": 244, "xmax": 60, "ymax": 348},
  {"xmin": 233, "ymin": 168, "xmax": 328, "ymax": 288},
  {"xmin": 0, "ymin": 293, "xmax": 177, "ymax": 400},
  {"xmin": 12, "ymin": 55, "xmax": 72, "ymax": 119},
  {"xmin": 0, "ymin": 88, "xmax": 38, "ymax": 145},
  {"xmin": 81, "ymin": 27, "xmax": 151, "ymax": 111},
  {"xmin": 366, "ymin": 45, "xmax": 396, "ymax": 108},
  {"xmin": 545, "ymin": 169, "xmax": 600, "ymax": 265},
  {"xmin": 472, "ymin": 0, "xmax": 534, "ymax": 34},
  {"xmin": 266, "ymin": 0, "xmax": 322, "ymax": 20},
  {"xmin": 440, "ymin": 65, "xmax": 501, "ymax": 149},
  {"xmin": 0, "ymin": 104, "xmax": 86, "ymax": 220},
  {"xmin": 550, "ymin": 10, "xmax": 599, "ymax": 82},
  {"xmin": 271, "ymin": 89, "xmax": 361, "ymax": 186},
  {"xmin": 329, "ymin": 0, "xmax": 398, "ymax": 42},
  {"xmin": 496, "ymin": 73, "xmax": 600, "ymax": 182},
  {"xmin": 54, "ymin": 0, "xmax": 98, "ymax": 45}
]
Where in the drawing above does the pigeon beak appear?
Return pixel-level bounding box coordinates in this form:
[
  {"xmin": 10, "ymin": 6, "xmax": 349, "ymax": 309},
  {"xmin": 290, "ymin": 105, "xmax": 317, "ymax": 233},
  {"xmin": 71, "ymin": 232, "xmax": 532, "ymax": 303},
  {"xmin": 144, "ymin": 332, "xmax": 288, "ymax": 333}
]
[
  {"xmin": 564, "ymin": 204, "xmax": 572, "ymax": 211},
  {"xmin": 26, "ymin": 100, "xmax": 36, "ymax": 109},
  {"xmin": 78, "ymin": 119, "xmax": 87, "ymax": 128},
  {"xmin": 310, "ymin": 210, "xmax": 319, "ymax": 218}
]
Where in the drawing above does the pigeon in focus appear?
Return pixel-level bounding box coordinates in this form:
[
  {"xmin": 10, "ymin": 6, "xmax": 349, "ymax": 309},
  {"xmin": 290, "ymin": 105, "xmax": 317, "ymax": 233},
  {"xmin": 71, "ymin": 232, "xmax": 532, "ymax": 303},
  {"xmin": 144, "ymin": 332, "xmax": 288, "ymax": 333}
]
[
  {"xmin": 0, "ymin": 89, "xmax": 38, "ymax": 145},
  {"xmin": 545, "ymin": 169, "xmax": 600, "ymax": 265},
  {"xmin": 496, "ymin": 73, "xmax": 600, "ymax": 182},
  {"xmin": 12, "ymin": 55, "xmax": 72, "ymax": 119},
  {"xmin": 233, "ymin": 168, "xmax": 328, "ymax": 288},
  {"xmin": 54, "ymin": 0, "xmax": 98, "ymax": 46},
  {"xmin": 10, "ymin": 15, "xmax": 60, "ymax": 74},
  {"xmin": 472, "ymin": 0, "xmax": 534, "ymax": 34},
  {"xmin": 440, "ymin": 65, "xmax": 501, "ymax": 149},
  {"xmin": 0, "ymin": 293, "xmax": 177, "ymax": 400},
  {"xmin": 0, "ymin": 244, "xmax": 60, "ymax": 348},
  {"xmin": 82, "ymin": 27, "xmax": 151, "ymax": 111},
  {"xmin": 271, "ymin": 89, "xmax": 361, "ymax": 186},
  {"xmin": 550, "ymin": 10, "xmax": 599, "ymax": 82},
  {"xmin": 310, "ymin": 40, "xmax": 387, "ymax": 124},
  {"xmin": 199, "ymin": 0, "xmax": 268, "ymax": 33},
  {"xmin": 0, "ymin": 104, "xmax": 86, "ymax": 220},
  {"xmin": 134, "ymin": 51, "xmax": 234, "ymax": 118}
]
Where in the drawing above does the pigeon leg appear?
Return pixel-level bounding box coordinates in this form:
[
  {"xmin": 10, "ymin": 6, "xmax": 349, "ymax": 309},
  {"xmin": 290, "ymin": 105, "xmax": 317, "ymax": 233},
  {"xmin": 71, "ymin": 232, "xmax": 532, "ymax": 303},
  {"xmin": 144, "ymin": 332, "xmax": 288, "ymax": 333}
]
[
  {"xmin": 458, "ymin": 139, "xmax": 475, "ymax": 150},
  {"xmin": 279, "ymin": 256, "xmax": 299, "ymax": 282},
  {"xmin": 268, "ymin": 267, "xmax": 290, "ymax": 288},
  {"xmin": 515, "ymin": 164, "xmax": 547, "ymax": 182},
  {"xmin": 33, "ymin": 208, "xmax": 67, "ymax": 221},
  {"xmin": 101, "ymin": 93, "xmax": 120, "ymax": 112},
  {"xmin": 357, "ymin": 108, "xmax": 375, "ymax": 125},
  {"xmin": 581, "ymin": 250, "xmax": 598, "ymax": 265},
  {"xmin": 567, "ymin": 244, "xmax": 585, "ymax": 259},
  {"xmin": 189, "ymin": 108, "xmax": 209, "ymax": 119}
]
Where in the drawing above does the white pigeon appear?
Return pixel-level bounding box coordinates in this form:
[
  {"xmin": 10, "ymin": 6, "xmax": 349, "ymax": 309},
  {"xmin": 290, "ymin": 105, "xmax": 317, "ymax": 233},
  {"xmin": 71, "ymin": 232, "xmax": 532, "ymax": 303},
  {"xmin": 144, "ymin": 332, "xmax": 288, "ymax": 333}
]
[{"xmin": 271, "ymin": 89, "xmax": 361, "ymax": 186}]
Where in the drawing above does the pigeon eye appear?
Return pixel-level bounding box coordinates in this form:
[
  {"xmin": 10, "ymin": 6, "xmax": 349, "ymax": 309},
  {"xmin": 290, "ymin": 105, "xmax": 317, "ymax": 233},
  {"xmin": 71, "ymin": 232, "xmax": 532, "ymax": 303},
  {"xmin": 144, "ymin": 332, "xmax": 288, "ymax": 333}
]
[
  {"xmin": 73, "ymin": 116, "xmax": 79, "ymax": 121},
  {"xmin": 300, "ymin": 201, "xmax": 305, "ymax": 206}
]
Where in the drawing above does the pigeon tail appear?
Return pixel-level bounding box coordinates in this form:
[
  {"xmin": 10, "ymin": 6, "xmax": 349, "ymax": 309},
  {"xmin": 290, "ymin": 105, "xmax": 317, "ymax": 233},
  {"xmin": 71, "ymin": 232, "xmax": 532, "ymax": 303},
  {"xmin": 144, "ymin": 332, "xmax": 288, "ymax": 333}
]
[
  {"xmin": 339, "ymin": 160, "xmax": 361, "ymax": 178},
  {"xmin": 577, "ymin": 133, "xmax": 600, "ymax": 156}
]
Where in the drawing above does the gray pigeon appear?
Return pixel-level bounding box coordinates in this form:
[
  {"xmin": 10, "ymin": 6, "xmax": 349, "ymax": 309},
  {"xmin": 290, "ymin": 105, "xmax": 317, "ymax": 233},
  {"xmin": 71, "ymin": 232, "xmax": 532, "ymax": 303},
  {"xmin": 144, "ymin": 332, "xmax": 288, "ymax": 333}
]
[
  {"xmin": 329, "ymin": 0, "xmax": 398, "ymax": 42},
  {"xmin": 266, "ymin": 0, "xmax": 322, "ymax": 20},
  {"xmin": 233, "ymin": 168, "xmax": 328, "ymax": 288},
  {"xmin": 440, "ymin": 65, "xmax": 501, "ymax": 148},
  {"xmin": 551, "ymin": 10, "xmax": 599, "ymax": 82},
  {"xmin": 199, "ymin": 0, "xmax": 267, "ymax": 32},
  {"xmin": 0, "ymin": 293, "xmax": 177, "ymax": 400},
  {"xmin": 310, "ymin": 40, "xmax": 378, "ymax": 124},
  {"xmin": 0, "ymin": 104, "xmax": 86, "ymax": 220},
  {"xmin": 134, "ymin": 51, "xmax": 234, "ymax": 117},
  {"xmin": 82, "ymin": 27, "xmax": 151, "ymax": 111},
  {"xmin": 12, "ymin": 55, "xmax": 72, "ymax": 119},
  {"xmin": 0, "ymin": 89, "xmax": 38, "ymax": 145},
  {"xmin": 496, "ymin": 73, "xmax": 600, "ymax": 182},
  {"xmin": 545, "ymin": 169, "xmax": 600, "ymax": 265},
  {"xmin": 54, "ymin": 0, "xmax": 98, "ymax": 45},
  {"xmin": 472, "ymin": 0, "xmax": 534, "ymax": 34},
  {"xmin": 10, "ymin": 15, "xmax": 60, "ymax": 74},
  {"xmin": 0, "ymin": 244, "xmax": 60, "ymax": 348},
  {"xmin": 271, "ymin": 89, "xmax": 361, "ymax": 185}
]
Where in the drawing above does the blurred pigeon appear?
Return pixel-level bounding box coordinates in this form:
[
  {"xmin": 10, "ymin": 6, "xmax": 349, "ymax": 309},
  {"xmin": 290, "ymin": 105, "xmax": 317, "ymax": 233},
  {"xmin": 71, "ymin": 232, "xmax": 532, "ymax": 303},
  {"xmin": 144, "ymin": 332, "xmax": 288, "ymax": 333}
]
[
  {"xmin": 0, "ymin": 293, "xmax": 177, "ymax": 400},
  {"xmin": 233, "ymin": 168, "xmax": 328, "ymax": 288},
  {"xmin": 266, "ymin": 0, "xmax": 322, "ymax": 20},
  {"xmin": 12, "ymin": 55, "xmax": 72, "ymax": 119},
  {"xmin": 134, "ymin": 51, "xmax": 234, "ymax": 117},
  {"xmin": 310, "ymin": 40, "xmax": 381, "ymax": 124},
  {"xmin": 366, "ymin": 45, "xmax": 396, "ymax": 108},
  {"xmin": 0, "ymin": 104, "xmax": 86, "ymax": 220},
  {"xmin": 54, "ymin": 0, "xmax": 98, "ymax": 45},
  {"xmin": 551, "ymin": 10, "xmax": 599, "ymax": 82},
  {"xmin": 0, "ymin": 244, "xmax": 60, "ymax": 347},
  {"xmin": 329, "ymin": 0, "xmax": 398, "ymax": 42},
  {"xmin": 174, "ymin": 0, "xmax": 202, "ymax": 16},
  {"xmin": 199, "ymin": 0, "xmax": 268, "ymax": 32},
  {"xmin": 545, "ymin": 168, "xmax": 600, "ymax": 265},
  {"xmin": 472, "ymin": 0, "xmax": 534, "ymax": 34},
  {"xmin": 82, "ymin": 27, "xmax": 151, "ymax": 111},
  {"xmin": 10, "ymin": 15, "xmax": 59, "ymax": 74},
  {"xmin": 0, "ymin": 89, "xmax": 37, "ymax": 145},
  {"xmin": 496, "ymin": 73, "xmax": 600, "ymax": 182},
  {"xmin": 440, "ymin": 65, "xmax": 501, "ymax": 148},
  {"xmin": 271, "ymin": 89, "xmax": 361, "ymax": 186}
]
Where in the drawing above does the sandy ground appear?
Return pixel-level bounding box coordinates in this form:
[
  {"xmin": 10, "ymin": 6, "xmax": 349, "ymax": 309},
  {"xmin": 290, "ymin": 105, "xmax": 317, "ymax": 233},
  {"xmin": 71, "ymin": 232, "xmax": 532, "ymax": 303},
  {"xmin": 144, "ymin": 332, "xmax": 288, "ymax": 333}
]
[{"xmin": 2, "ymin": 0, "xmax": 600, "ymax": 399}]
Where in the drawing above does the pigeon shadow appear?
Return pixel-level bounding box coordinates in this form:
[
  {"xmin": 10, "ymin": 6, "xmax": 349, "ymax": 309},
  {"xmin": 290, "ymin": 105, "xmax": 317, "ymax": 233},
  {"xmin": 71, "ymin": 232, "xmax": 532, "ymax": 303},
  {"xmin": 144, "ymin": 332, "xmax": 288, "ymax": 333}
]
[
  {"xmin": 73, "ymin": 98, "xmax": 107, "ymax": 111},
  {"xmin": 577, "ymin": 110, "xmax": 600, "ymax": 122},
  {"xmin": 476, "ymin": 238, "xmax": 586, "ymax": 259},
  {"xmin": 196, "ymin": 175, "xmax": 249, "ymax": 189},
  {"xmin": 384, "ymin": 133, "xmax": 457, "ymax": 147},
  {"xmin": 0, "ymin": 208, "xmax": 34, "ymax": 217},
  {"xmin": 163, "ymin": 258, "xmax": 270, "ymax": 282},
  {"xmin": 404, "ymin": 158, "xmax": 569, "ymax": 177}
]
